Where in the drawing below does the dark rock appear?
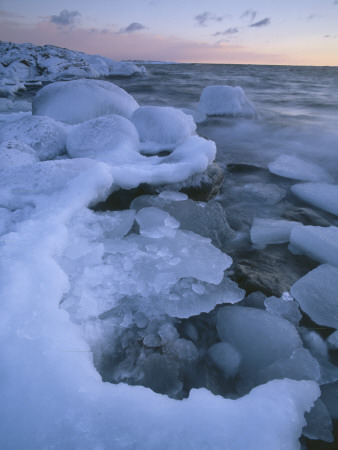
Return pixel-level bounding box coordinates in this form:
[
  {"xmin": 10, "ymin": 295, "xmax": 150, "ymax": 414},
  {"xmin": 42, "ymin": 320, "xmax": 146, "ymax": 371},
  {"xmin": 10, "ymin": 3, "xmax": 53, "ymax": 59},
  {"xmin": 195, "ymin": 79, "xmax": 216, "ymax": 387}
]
[
  {"xmin": 230, "ymin": 245, "xmax": 318, "ymax": 297},
  {"xmin": 93, "ymin": 183, "xmax": 158, "ymax": 211},
  {"xmin": 178, "ymin": 163, "xmax": 224, "ymax": 201},
  {"xmin": 282, "ymin": 207, "xmax": 331, "ymax": 227}
]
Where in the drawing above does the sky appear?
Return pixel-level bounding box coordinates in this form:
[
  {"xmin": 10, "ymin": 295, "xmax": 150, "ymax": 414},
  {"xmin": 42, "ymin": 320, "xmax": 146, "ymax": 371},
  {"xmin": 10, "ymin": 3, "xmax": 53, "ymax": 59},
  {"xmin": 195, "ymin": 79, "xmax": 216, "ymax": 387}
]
[{"xmin": 0, "ymin": 0, "xmax": 338, "ymax": 65}]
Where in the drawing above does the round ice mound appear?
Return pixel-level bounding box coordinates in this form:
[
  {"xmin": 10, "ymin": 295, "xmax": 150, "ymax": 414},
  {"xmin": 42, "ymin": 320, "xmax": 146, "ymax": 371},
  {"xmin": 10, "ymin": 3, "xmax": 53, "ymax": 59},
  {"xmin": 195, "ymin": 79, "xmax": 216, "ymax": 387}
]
[
  {"xmin": 0, "ymin": 115, "xmax": 67, "ymax": 160},
  {"xmin": 197, "ymin": 85, "xmax": 256, "ymax": 117},
  {"xmin": 66, "ymin": 114, "xmax": 140, "ymax": 164},
  {"xmin": 131, "ymin": 106, "xmax": 196, "ymax": 153},
  {"xmin": 0, "ymin": 140, "xmax": 39, "ymax": 168},
  {"xmin": 32, "ymin": 79, "xmax": 139, "ymax": 124}
]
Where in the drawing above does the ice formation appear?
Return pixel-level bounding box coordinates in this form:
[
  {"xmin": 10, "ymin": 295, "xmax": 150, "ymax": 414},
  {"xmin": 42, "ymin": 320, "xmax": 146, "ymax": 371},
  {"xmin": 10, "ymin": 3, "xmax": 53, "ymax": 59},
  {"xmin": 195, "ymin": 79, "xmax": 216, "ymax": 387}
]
[
  {"xmin": 32, "ymin": 79, "xmax": 139, "ymax": 123},
  {"xmin": 291, "ymin": 264, "xmax": 338, "ymax": 329},
  {"xmin": 291, "ymin": 182, "xmax": 338, "ymax": 216},
  {"xmin": 268, "ymin": 154, "xmax": 332, "ymax": 182},
  {"xmin": 0, "ymin": 139, "xmax": 39, "ymax": 167},
  {"xmin": 197, "ymin": 85, "xmax": 256, "ymax": 117},
  {"xmin": 251, "ymin": 218, "xmax": 301, "ymax": 245},
  {"xmin": 131, "ymin": 106, "xmax": 196, "ymax": 152},
  {"xmin": 290, "ymin": 225, "xmax": 338, "ymax": 267}
]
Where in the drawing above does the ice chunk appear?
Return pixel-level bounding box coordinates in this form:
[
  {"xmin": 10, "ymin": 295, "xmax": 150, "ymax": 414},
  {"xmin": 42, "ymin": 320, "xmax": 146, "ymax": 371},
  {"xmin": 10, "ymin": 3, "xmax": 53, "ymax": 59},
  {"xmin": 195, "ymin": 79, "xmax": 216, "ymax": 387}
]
[
  {"xmin": 250, "ymin": 218, "xmax": 301, "ymax": 245},
  {"xmin": 131, "ymin": 106, "xmax": 196, "ymax": 152},
  {"xmin": 66, "ymin": 115, "xmax": 140, "ymax": 164},
  {"xmin": 0, "ymin": 140, "xmax": 39, "ymax": 167},
  {"xmin": 268, "ymin": 154, "xmax": 332, "ymax": 182},
  {"xmin": 291, "ymin": 182, "xmax": 338, "ymax": 217},
  {"xmin": 327, "ymin": 330, "xmax": 338, "ymax": 349},
  {"xmin": 217, "ymin": 306, "xmax": 303, "ymax": 379},
  {"xmin": 290, "ymin": 264, "xmax": 338, "ymax": 329},
  {"xmin": 32, "ymin": 79, "xmax": 139, "ymax": 124},
  {"xmin": 321, "ymin": 381, "xmax": 338, "ymax": 419},
  {"xmin": 232, "ymin": 182, "xmax": 286, "ymax": 205},
  {"xmin": 290, "ymin": 225, "xmax": 338, "ymax": 267},
  {"xmin": 0, "ymin": 115, "xmax": 67, "ymax": 160},
  {"xmin": 303, "ymin": 399, "xmax": 333, "ymax": 443},
  {"xmin": 264, "ymin": 296, "xmax": 302, "ymax": 325},
  {"xmin": 135, "ymin": 207, "xmax": 180, "ymax": 238},
  {"xmin": 197, "ymin": 85, "xmax": 256, "ymax": 117},
  {"xmin": 208, "ymin": 342, "xmax": 241, "ymax": 378},
  {"xmin": 163, "ymin": 338, "xmax": 199, "ymax": 361}
]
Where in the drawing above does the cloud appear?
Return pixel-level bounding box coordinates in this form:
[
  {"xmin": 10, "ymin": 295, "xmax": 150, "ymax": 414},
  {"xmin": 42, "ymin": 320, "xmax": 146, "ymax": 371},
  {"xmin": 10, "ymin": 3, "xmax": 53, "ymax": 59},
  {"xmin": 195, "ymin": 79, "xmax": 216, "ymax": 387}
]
[
  {"xmin": 250, "ymin": 17, "xmax": 271, "ymax": 28},
  {"xmin": 118, "ymin": 22, "xmax": 147, "ymax": 33},
  {"xmin": 0, "ymin": 9, "xmax": 24, "ymax": 18},
  {"xmin": 50, "ymin": 10, "xmax": 81, "ymax": 27},
  {"xmin": 334, "ymin": 1, "xmax": 338, "ymax": 4},
  {"xmin": 213, "ymin": 27, "xmax": 239, "ymax": 37},
  {"xmin": 194, "ymin": 12, "xmax": 223, "ymax": 27},
  {"xmin": 307, "ymin": 13, "xmax": 319, "ymax": 20},
  {"xmin": 240, "ymin": 9, "xmax": 257, "ymax": 23}
]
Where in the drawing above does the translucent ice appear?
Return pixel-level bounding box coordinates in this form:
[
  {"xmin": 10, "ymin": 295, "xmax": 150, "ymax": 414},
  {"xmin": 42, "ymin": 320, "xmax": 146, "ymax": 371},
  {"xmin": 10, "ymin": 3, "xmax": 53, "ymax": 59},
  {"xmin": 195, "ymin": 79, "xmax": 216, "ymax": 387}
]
[
  {"xmin": 268, "ymin": 154, "xmax": 332, "ymax": 182},
  {"xmin": 264, "ymin": 295, "xmax": 302, "ymax": 325},
  {"xmin": 290, "ymin": 264, "xmax": 338, "ymax": 329},
  {"xmin": 290, "ymin": 225, "xmax": 338, "ymax": 267},
  {"xmin": 0, "ymin": 115, "xmax": 67, "ymax": 160},
  {"xmin": 208, "ymin": 342, "xmax": 241, "ymax": 378},
  {"xmin": 251, "ymin": 218, "xmax": 301, "ymax": 245},
  {"xmin": 32, "ymin": 79, "xmax": 139, "ymax": 124},
  {"xmin": 197, "ymin": 85, "xmax": 256, "ymax": 117},
  {"xmin": 291, "ymin": 182, "xmax": 338, "ymax": 217},
  {"xmin": 131, "ymin": 106, "xmax": 196, "ymax": 153}
]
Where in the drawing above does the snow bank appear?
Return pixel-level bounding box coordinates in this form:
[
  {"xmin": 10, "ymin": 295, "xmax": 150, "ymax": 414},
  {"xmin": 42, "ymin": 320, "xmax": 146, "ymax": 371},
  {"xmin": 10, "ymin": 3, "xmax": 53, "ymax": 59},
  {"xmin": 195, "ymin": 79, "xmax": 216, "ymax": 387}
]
[
  {"xmin": 0, "ymin": 41, "xmax": 144, "ymax": 95},
  {"xmin": 32, "ymin": 79, "xmax": 139, "ymax": 124},
  {"xmin": 197, "ymin": 85, "xmax": 256, "ymax": 117}
]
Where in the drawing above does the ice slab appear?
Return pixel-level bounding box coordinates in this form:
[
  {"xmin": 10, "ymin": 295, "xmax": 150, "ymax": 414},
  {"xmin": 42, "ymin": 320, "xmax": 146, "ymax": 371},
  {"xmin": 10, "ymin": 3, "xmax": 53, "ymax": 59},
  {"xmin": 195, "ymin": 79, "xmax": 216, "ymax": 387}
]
[
  {"xmin": 290, "ymin": 264, "xmax": 338, "ymax": 329},
  {"xmin": 217, "ymin": 306, "xmax": 303, "ymax": 379},
  {"xmin": 291, "ymin": 182, "xmax": 338, "ymax": 217},
  {"xmin": 0, "ymin": 115, "xmax": 67, "ymax": 160},
  {"xmin": 251, "ymin": 218, "xmax": 301, "ymax": 245},
  {"xmin": 66, "ymin": 114, "xmax": 141, "ymax": 164},
  {"xmin": 32, "ymin": 79, "xmax": 139, "ymax": 124},
  {"xmin": 197, "ymin": 85, "xmax": 256, "ymax": 117},
  {"xmin": 131, "ymin": 106, "xmax": 196, "ymax": 153},
  {"xmin": 268, "ymin": 155, "xmax": 332, "ymax": 182},
  {"xmin": 290, "ymin": 225, "xmax": 338, "ymax": 267}
]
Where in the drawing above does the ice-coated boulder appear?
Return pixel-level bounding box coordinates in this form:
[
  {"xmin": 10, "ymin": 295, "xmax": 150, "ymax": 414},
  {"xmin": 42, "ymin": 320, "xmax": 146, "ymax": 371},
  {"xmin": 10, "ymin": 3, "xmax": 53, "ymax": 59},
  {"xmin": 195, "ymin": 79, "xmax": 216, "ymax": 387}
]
[
  {"xmin": 290, "ymin": 264, "xmax": 338, "ymax": 329},
  {"xmin": 0, "ymin": 140, "xmax": 39, "ymax": 167},
  {"xmin": 217, "ymin": 306, "xmax": 303, "ymax": 379},
  {"xmin": 291, "ymin": 182, "xmax": 338, "ymax": 217},
  {"xmin": 32, "ymin": 79, "xmax": 139, "ymax": 124},
  {"xmin": 250, "ymin": 218, "xmax": 301, "ymax": 245},
  {"xmin": 268, "ymin": 154, "xmax": 332, "ymax": 182},
  {"xmin": 197, "ymin": 85, "xmax": 256, "ymax": 117},
  {"xmin": 0, "ymin": 115, "xmax": 67, "ymax": 160},
  {"xmin": 290, "ymin": 225, "xmax": 338, "ymax": 267},
  {"xmin": 131, "ymin": 106, "xmax": 196, "ymax": 152},
  {"xmin": 66, "ymin": 115, "xmax": 141, "ymax": 164}
]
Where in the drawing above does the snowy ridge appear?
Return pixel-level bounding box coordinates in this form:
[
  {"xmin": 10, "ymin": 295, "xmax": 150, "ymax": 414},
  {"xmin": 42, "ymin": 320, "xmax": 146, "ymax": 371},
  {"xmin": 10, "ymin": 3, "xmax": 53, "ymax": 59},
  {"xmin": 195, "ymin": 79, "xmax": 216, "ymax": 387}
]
[{"xmin": 0, "ymin": 41, "xmax": 145, "ymax": 96}]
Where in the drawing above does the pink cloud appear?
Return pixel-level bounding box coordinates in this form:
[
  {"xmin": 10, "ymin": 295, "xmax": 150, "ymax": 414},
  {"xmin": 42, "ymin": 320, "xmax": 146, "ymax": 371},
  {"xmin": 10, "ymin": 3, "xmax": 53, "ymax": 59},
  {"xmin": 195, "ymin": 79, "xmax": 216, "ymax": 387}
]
[{"xmin": 0, "ymin": 19, "xmax": 284, "ymax": 64}]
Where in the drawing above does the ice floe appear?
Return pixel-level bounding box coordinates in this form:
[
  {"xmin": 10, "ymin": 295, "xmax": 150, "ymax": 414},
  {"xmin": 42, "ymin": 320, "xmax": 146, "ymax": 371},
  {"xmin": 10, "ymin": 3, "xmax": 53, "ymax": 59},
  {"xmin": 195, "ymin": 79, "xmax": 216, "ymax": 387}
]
[{"xmin": 268, "ymin": 154, "xmax": 332, "ymax": 182}]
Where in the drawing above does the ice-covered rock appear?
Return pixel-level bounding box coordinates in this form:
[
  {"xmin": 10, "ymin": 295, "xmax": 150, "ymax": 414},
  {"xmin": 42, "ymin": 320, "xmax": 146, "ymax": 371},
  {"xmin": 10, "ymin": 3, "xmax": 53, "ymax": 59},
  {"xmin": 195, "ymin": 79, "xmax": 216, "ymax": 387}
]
[
  {"xmin": 268, "ymin": 154, "xmax": 332, "ymax": 182},
  {"xmin": 290, "ymin": 225, "xmax": 338, "ymax": 267},
  {"xmin": 66, "ymin": 115, "xmax": 141, "ymax": 164},
  {"xmin": 197, "ymin": 85, "xmax": 256, "ymax": 117},
  {"xmin": 208, "ymin": 342, "xmax": 241, "ymax": 378},
  {"xmin": 32, "ymin": 79, "xmax": 139, "ymax": 124},
  {"xmin": 291, "ymin": 182, "xmax": 338, "ymax": 217},
  {"xmin": 250, "ymin": 218, "xmax": 301, "ymax": 245},
  {"xmin": 0, "ymin": 140, "xmax": 39, "ymax": 167},
  {"xmin": 290, "ymin": 264, "xmax": 338, "ymax": 329},
  {"xmin": 0, "ymin": 115, "xmax": 67, "ymax": 160},
  {"xmin": 131, "ymin": 106, "xmax": 196, "ymax": 152},
  {"xmin": 217, "ymin": 306, "xmax": 303, "ymax": 380}
]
